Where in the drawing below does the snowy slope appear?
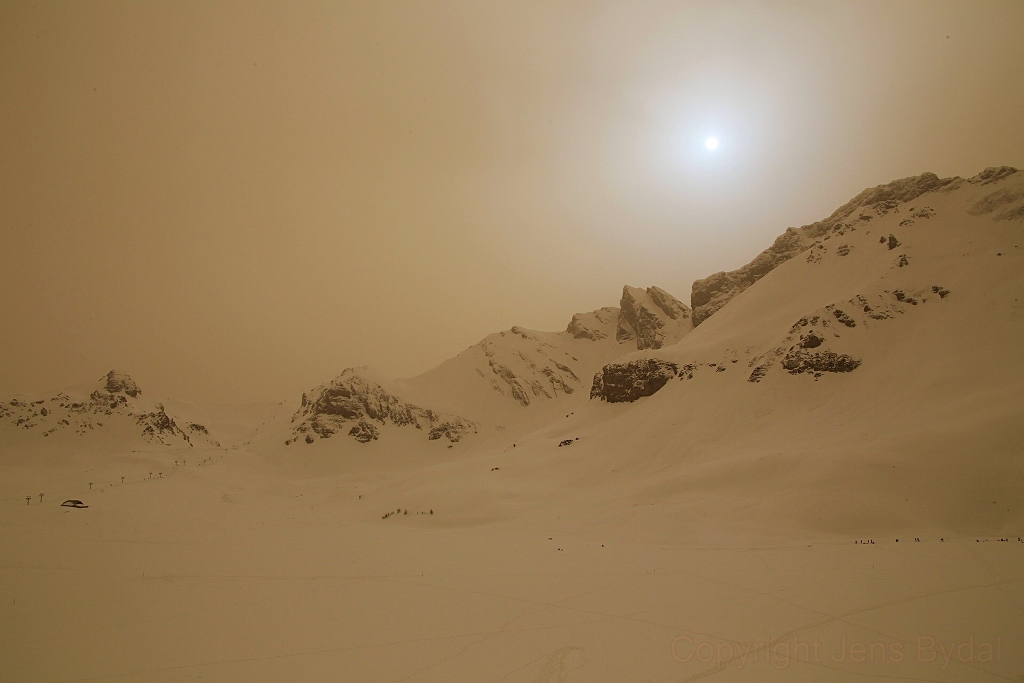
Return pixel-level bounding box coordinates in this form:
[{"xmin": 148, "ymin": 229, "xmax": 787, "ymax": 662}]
[
  {"xmin": 688, "ymin": 170, "xmax": 967, "ymax": 325},
  {"xmin": 406, "ymin": 285, "xmax": 692, "ymax": 420},
  {"xmin": 283, "ymin": 285, "xmax": 694, "ymax": 447},
  {"xmin": 4, "ymin": 168, "xmax": 1021, "ymax": 539},
  {"xmin": 502, "ymin": 166, "xmax": 1024, "ymax": 536}
]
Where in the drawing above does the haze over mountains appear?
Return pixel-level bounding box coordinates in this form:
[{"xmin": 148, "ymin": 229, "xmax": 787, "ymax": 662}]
[
  {"xmin": 4, "ymin": 164, "xmax": 1022, "ymax": 536},
  {"xmin": 3, "ymin": 165, "xmax": 1023, "ymax": 683},
  {"xmin": 286, "ymin": 283, "xmax": 696, "ymax": 447},
  {"xmin": 0, "ymin": 370, "xmax": 220, "ymax": 450},
  {"xmin": 5, "ymin": 1, "xmax": 1024, "ymax": 678}
]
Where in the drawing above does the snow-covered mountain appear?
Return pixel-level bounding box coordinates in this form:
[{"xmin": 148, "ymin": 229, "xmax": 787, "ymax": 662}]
[
  {"xmin": 595, "ymin": 166, "xmax": 1022, "ymax": 399},
  {"xmin": 5, "ymin": 165, "xmax": 1022, "ymax": 539},
  {"xmin": 258, "ymin": 165, "xmax": 1024, "ymax": 480},
  {"xmin": 287, "ymin": 367, "xmax": 478, "ymax": 446},
  {"xmin": 523, "ymin": 165, "xmax": 1024, "ymax": 534},
  {"xmin": 0, "ymin": 370, "xmax": 222, "ymax": 451},
  {"xmin": 285, "ymin": 285, "xmax": 693, "ymax": 446},
  {"xmin": 689, "ymin": 167, "xmax": 1019, "ymax": 325},
  {"xmin": 256, "ymin": 163, "xmax": 1023, "ymax": 535}
]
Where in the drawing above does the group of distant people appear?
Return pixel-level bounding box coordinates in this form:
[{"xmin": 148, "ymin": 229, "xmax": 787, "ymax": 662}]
[{"xmin": 855, "ymin": 537, "xmax": 1023, "ymax": 544}]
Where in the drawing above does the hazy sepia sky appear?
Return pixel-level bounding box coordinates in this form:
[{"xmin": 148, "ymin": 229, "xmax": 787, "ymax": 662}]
[{"xmin": 2, "ymin": 1, "xmax": 1023, "ymax": 403}]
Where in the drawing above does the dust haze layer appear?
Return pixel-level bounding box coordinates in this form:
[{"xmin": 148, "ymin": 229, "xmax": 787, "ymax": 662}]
[
  {"xmin": 2, "ymin": 1, "xmax": 1024, "ymax": 402},
  {"xmin": 2, "ymin": 165, "xmax": 1023, "ymax": 683},
  {"xmin": 4, "ymin": 4, "xmax": 1024, "ymax": 681},
  {"xmin": 8, "ymin": 164, "xmax": 1021, "ymax": 539}
]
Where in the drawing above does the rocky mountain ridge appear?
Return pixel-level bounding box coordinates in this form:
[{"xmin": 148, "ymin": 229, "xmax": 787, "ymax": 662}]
[
  {"xmin": 7, "ymin": 167, "xmax": 1020, "ymax": 459},
  {"xmin": 615, "ymin": 286, "xmax": 692, "ymax": 350},
  {"xmin": 0, "ymin": 370, "xmax": 217, "ymax": 448},
  {"xmin": 689, "ymin": 167, "xmax": 1017, "ymax": 326},
  {"xmin": 591, "ymin": 165, "xmax": 1022, "ymax": 404},
  {"xmin": 287, "ymin": 368, "xmax": 477, "ymax": 445},
  {"xmin": 288, "ymin": 283, "xmax": 695, "ymax": 444}
]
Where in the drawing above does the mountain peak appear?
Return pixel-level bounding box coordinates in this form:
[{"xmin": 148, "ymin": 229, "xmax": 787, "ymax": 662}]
[
  {"xmin": 291, "ymin": 367, "xmax": 476, "ymax": 445},
  {"xmin": 102, "ymin": 370, "xmax": 141, "ymax": 398},
  {"xmin": 616, "ymin": 285, "xmax": 693, "ymax": 350}
]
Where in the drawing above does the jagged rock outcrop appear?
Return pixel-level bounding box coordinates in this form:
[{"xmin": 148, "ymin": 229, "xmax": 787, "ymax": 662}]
[
  {"xmin": 690, "ymin": 172, "xmax": 960, "ymax": 325},
  {"xmin": 616, "ymin": 286, "xmax": 693, "ymax": 350},
  {"xmin": 136, "ymin": 405, "xmax": 186, "ymax": 442},
  {"xmin": 591, "ymin": 358, "xmax": 679, "ymax": 403},
  {"xmin": 348, "ymin": 420, "xmax": 380, "ymax": 443},
  {"xmin": 746, "ymin": 286, "xmax": 950, "ymax": 383},
  {"xmin": 968, "ymin": 166, "xmax": 1018, "ymax": 186},
  {"xmin": 289, "ymin": 369, "xmax": 476, "ymax": 444},
  {"xmin": 103, "ymin": 370, "xmax": 141, "ymax": 397},
  {"xmin": 89, "ymin": 389, "xmax": 129, "ymax": 411},
  {"xmin": 0, "ymin": 370, "xmax": 216, "ymax": 447},
  {"xmin": 407, "ymin": 286, "xmax": 692, "ymax": 414},
  {"xmin": 781, "ymin": 350, "xmax": 861, "ymax": 375},
  {"xmin": 427, "ymin": 420, "xmax": 474, "ymax": 442},
  {"xmin": 566, "ymin": 287, "xmax": 692, "ymax": 350}
]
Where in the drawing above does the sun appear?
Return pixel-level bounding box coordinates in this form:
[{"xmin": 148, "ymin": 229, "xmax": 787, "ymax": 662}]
[{"xmin": 705, "ymin": 136, "xmax": 719, "ymax": 151}]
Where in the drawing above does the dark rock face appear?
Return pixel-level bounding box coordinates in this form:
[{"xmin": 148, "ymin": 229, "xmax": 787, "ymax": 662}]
[
  {"xmin": 892, "ymin": 290, "xmax": 918, "ymax": 305},
  {"xmin": 136, "ymin": 405, "xmax": 187, "ymax": 443},
  {"xmin": 103, "ymin": 370, "xmax": 141, "ymax": 397},
  {"xmin": 348, "ymin": 420, "xmax": 380, "ymax": 443},
  {"xmin": 591, "ymin": 358, "xmax": 679, "ymax": 403},
  {"xmin": 968, "ymin": 166, "xmax": 1018, "ymax": 185},
  {"xmin": 747, "ymin": 365, "xmax": 770, "ymax": 383},
  {"xmin": 690, "ymin": 172, "xmax": 957, "ymax": 325},
  {"xmin": 291, "ymin": 369, "xmax": 476, "ymax": 444},
  {"xmin": 616, "ymin": 286, "xmax": 692, "ymax": 350},
  {"xmin": 830, "ymin": 307, "xmax": 857, "ymax": 327},
  {"xmin": 90, "ymin": 390, "xmax": 128, "ymax": 410},
  {"xmin": 781, "ymin": 350, "xmax": 862, "ymax": 375},
  {"xmin": 799, "ymin": 332, "xmax": 825, "ymax": 348},
  {"xmin": 427, "ymin": 420, "xmax": 473, "ymax": 442},
  {"xmin": 746, "ymin": 285, "xmax": 949, "ymax": 383},
  {"xmin": 309, "ymin": 375, "xmax": 420, "ymax": 426},
  {"xmin": 887, "ymin": 234, "xmax": 900, "ymax": 250}
]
